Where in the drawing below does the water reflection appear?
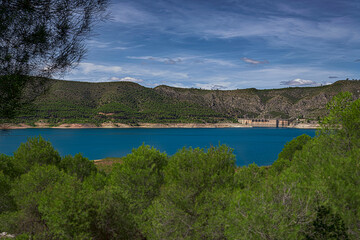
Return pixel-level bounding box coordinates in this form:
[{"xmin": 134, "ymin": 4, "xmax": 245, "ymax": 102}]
[{"xmin": 0, "ymin": 129, "xmax": 11, "ymax": 136}]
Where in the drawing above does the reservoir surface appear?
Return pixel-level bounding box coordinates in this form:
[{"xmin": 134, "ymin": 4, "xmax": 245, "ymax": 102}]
[{"xmin": 0, "ymin": 128, "xmax": 316, "ymax": 166}]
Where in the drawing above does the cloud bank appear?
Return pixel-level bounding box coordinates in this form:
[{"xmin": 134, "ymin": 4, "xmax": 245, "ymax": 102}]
[
  {"xmin": 128, "ymin": 56, "xmax": 183, "ymax": 64},
  {"xmin": 109, "ymin": 77, "xmax": 144, "ymax": 83},
  {"xmin": 242, "ymin": 57, "xmax": 269, "ymax": 65},
  {"xmin": 63, "ymin": 1, "xmax": 360, "ymax": 89},
  {"xmin": 280, "ymin": 78, "xmax": 318, "ymax": 86}
]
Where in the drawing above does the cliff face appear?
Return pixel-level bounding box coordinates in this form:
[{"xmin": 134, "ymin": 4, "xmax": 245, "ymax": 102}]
[{"xmin": 5, "ymin": 78, "xmax": 360, "ymax": 123}]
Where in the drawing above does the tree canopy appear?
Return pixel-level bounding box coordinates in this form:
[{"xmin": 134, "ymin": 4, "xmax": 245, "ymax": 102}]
[
  {"xmin": 0, "ymin": 0, "xmax": 109, "ymax": 117},
  {"xmin": 0, "ymin": 0, "xmax": 109, "ymax": 76}
]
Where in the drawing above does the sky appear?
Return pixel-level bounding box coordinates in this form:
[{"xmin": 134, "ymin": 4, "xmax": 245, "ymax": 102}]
[{"xmin": 65, "ymin": 0, "xmax": 360, "ymax": 90}]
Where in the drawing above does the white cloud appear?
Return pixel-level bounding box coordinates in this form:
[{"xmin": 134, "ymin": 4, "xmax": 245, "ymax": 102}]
[
  {"xmin": 85, "ymin": 40, "xmax": 142, "ymax": 51},
  {"xmin": 86, "ymin": 40, "xmax": 111, "ymax": 49},
  {"xmin": 113, "ymin": 46, "xmax": 129, "ymax": 50},
  {"xmin": 280, "ymin": 78, "xmax": 318, "ymax": 86},
  {"xmin": 200, "ymin": 15, "xmax": 360, "ymax": 44},
  {"xmin": 109, "ymin": 76, "xmax": 144, "ymax": 83},
  {"xmin": 128, "ymin": 55, "xmax": 238, "ymax": 67},
  {"xmin": 130, "ymin": 3, "xmax": 360, "ymax": 52},
  {"xmin": 322, "ymin": 82, "xmax": 333, "ymax": 86},
  {"xmin": 168, "ymin": 82, "xmax": 188, "ymax": 88},
  {"xmin": 113, "ymin": 44, "xmax": 144, "ymax": 51},
  {"xmin": 110, "ymin": 3, "xmax": 157, "ymax": 24},
  {"xmin": 128, "ymin": 56, "xmax": 184, "ymax": 64},
  {"xmin": 77, "ymin": 62, "xmax": 187, "ymax": 79},
  {"xmin": 78, "ymin": 63, "xmax": 122, "ymax": 74},
  {"xmin": 242, "ymin": 57, "xmax": 269, "ymax": 65},
  {"xmin": 68, "ymin": 61, "xmax": 355, "ymax": 90},
  {"xmin": 198, "ymin": 58, "xmax": 236, "ymax": 67},
  {"xmin": 195, "ymin": 81, "xmax": 232, "ymax": 90},
  {"xmin": 276, "ymin": 4, "xmax": 310, "ymax": 16},
  {"xmin": 125, "ymin": 67, "xmax": 188, "ymax": 79},
  {"xmin": 69, "ymin": 62, "xmax": 189, "ymax": 84}
]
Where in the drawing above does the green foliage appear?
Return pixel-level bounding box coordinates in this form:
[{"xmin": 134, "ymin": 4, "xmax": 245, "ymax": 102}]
[
  {"xmin": 110, "ymin": 145, "xmax": 168, "ymax": 235},
  {"xmin": 234, "ymin": 163, "xmax": 267, "ymax": 189},
  {"xmin": 0, "ymin": 0, "xmax": 109, "ymax": 118},
  {"xmin": 12, "ymin": 136, "xmax": 61, "ymax": 175},
  {"xmin": 0, "ymin": 211, "xmax": 21, "ymax": 234},
  {"xmin": 37, "ymin": 173, "xmax": 92, "ymax": 239},
  {"xmin": 13, "ymin": 233, "xmax": 29, "ymax": 240},
  {"xmin": 0, "ymin": 75, "xmax": 27, "ymax": 118},
  {"xmin": 9, "ymin": 164, "xmax": 101, "ymax": 239},
  {"xmin": 268, "ymin": 110, "xmax": 290, "ymax": 119},
  {"xmin": 79, "ymin": 172, "xmax": 139, "ymax": 240},
  {"xmin": 270, "ymin": 157, "xmax": 291, "ymax": 175},
  {"xmin": 142, "ymin": 145, "xmax": 236, "ymax": 239},
  {"xmin": 1, "ymin": 79, "xmax": 230, "ymax": 124},
  {"xmin": 226, "ymin": 92, "xmax": 360, "ymax": 239},
  {"xmin": 0, "ymin": 1, "xmax": 109, "ymax": 76},
  {"xmin": 321, "ymin": 92, "xmax": 360, "ymax": 150},
  {"xmin": 0, "ymin": 154, "xmax": 19, "ymax": 179},
  {"xmin": 87, "ymin": 186, "xmax": 138, "ymax": 240},
  {"xmin": 10, "ymin": 164, "xmax": 68, "ymax": 236},
  {"xmin": 305, "ymin": 205, "xmax": 349, "ymax": 240},
  {"xmin": 0, "ymin": 172, "xmax": 16, "ymax": 214},
  {"xmin": 270, "ymin": 134, "xmax": 312, "ymax": 175},
  {"xmin": 59, "ymin": 153, "xmax": 97, "ymax": 181},
  {"xmin": 278, "ymin": 134, "xmax": 312, "ymax": 161},
  {"xmin": 7, "ymin": 78, "xmax": 360, "ymax": 124}
]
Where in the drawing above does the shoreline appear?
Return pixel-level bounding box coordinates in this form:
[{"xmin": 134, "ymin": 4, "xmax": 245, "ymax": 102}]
[{"xmin": 0, "ymin": 122, "xmax": 320, "ymax": 130}]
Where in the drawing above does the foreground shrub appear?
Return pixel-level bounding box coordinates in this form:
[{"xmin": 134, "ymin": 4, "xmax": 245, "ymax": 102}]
[
  {"xmin": 60, "ymin": 153, "xmax": 97, "ymax": 181},
  {"xmin": 110, "ymin": 144, "xmax": 168, "ymax": 237},
  {"xmin": 12, "ymin": 136, "xmax": 61, "ymax": 175},
  {"xmin": 142, "ymin": 145, "xmax": 236, "ymax": 239}
]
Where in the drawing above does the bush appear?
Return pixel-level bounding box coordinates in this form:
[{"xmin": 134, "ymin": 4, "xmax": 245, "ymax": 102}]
[
  {"xmin": 143, "ymin": 145, "xmax": 236, "ymax": 239},
  {"xmin": 60, "ymin": 153, "xmax": 97, "ymax": 181},
  {"xmin": 12, "ymin": 136, "xmax": 61, "ymax": 175},
  {"xmin": 110, "ymin": 144, "xmax": 168, "ymax": 235}
]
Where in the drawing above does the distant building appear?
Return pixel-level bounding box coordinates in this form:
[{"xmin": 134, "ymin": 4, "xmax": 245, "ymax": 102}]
[{"xmin": 238, "ymin": 118, "xmax": 289, "ymax": 128}]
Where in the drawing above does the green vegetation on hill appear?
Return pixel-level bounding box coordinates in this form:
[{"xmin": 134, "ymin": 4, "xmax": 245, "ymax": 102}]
[
  {"xmin": 1, "ymin": 77, "xmax": 360, "ymax": 125},
  {"xmin": 3, "ymin": 78, "xmax": 229, "ymax": 125},
  {"xmin": 0, "ymin": 92, "xmax": 359, "ymax": 239}
]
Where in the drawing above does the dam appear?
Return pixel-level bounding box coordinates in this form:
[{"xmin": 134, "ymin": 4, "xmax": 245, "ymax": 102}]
[{"xmin": 238, "ymin": 119, "xmax": 290, "ymax": 128}]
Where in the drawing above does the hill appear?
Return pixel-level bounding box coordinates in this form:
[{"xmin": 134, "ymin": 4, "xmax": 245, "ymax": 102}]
[{"xmin": 2, "ymin": 78, "xmax": 360, "ymax": 125}]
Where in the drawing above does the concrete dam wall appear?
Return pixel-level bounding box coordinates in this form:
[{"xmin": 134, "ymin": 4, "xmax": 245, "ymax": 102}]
[{"xmin": 238, "ymin": 119, "xmax": 290, "ymax": 128}]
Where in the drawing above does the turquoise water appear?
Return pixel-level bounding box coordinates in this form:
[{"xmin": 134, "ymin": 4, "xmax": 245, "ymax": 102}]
[{"xmin": 0, "ymin": 128, "xmax": 316, "ymax": 166}]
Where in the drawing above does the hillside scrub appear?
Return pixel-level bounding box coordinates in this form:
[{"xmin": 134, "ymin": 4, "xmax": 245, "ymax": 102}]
[
  {"xmin": 0, "ymin": 92, "xmax": 359, "ymax": 239},
  {"xmin": 1, "ymin": 78, "xmax": 360, "ymax": 125}
]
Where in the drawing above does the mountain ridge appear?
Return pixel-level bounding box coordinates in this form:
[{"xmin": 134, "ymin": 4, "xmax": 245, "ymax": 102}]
[{"xmin": 2, "ymin": 78, "xmax": 360, "ymax": 124}]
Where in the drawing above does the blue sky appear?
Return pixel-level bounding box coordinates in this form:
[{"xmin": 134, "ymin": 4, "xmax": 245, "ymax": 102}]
[{"xmin": 65, "ymin": 0, "xmax": 360, "ymax": 89}]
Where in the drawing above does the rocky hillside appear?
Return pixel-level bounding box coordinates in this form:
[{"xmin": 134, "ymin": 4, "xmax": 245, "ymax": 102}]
[
  {"xmin": 154, "ymin": 80, "xmax": 360, "ymax": 119},
  {"xmin": 4, "ymin": 78, "xmax": 360, "ymax": 124}
]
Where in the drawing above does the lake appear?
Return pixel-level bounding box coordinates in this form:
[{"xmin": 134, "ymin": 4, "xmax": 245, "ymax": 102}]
[{"xmin": 0, "ymin": 128, "xmax": 316, "ymax": 166}]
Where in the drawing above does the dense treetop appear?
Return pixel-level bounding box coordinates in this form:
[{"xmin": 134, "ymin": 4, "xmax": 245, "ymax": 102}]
[{"xmin": 0, "ymin": 0, "xmax": 109, "ymax": 117}]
